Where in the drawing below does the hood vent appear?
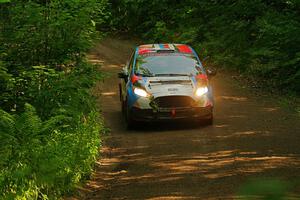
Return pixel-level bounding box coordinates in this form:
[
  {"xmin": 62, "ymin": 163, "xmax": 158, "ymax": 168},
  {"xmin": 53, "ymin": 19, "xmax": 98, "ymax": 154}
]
[{"xmin": 149, "ymin": 80, "xmax": 191, "ymax": 85}]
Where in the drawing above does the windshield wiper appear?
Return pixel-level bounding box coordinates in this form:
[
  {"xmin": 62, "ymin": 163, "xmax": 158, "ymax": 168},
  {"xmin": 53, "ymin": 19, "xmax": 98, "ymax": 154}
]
[{"xmin": 154, "ymin": 73, "xmax": 191, "ymax": 77}]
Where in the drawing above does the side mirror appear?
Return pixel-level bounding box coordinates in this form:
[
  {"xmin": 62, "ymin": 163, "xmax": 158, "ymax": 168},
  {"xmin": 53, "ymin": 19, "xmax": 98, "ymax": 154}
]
[
  {"xmin": 118, "ymin": 72, "xmax": 128, "ymax": 79},
  {"xmin": 118, "ymin": 66, "xmax": 129, "ymax": 82},
  {"xmin": 206, "ymin": 68, "xmax": 217, "ymax": 78}
]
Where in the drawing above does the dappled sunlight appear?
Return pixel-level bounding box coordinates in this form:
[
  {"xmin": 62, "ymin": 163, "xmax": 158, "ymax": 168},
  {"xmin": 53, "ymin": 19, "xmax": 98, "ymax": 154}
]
[
  {"xmin": 84, "ymin": 142, "xmax": 300, "ymax": 199},
  {"xmin": 203, "ymin": 172, "xmax": 235, "ymax": 179},
  {"xmin": 215, "ymin": 130, "xmax": 271, "ymax": 139},
  {"xmin": 87, "ymin": 181, "xmax": 107, "ymax": 190},
  {"xmin": 215, "ymin": 124, "xmax": 229, "ymax": 128},
  {"xmin": 148, "ymin": 196, "xmax": 199, "ymax": 200},
  {"xmin": 239, "ymin": 151, "xmax": 258, "ymax": 155},
  {"xmin": 88, "ymin": 59, "xmax": 105, "ymax": 64},
  {"xmin": 166, "ymin": 164, "xmax": 199, "ymax": 172},
  {"xmin": 149, "ymin": 150, "xmax": 300, "ymax": 180},
  {"xmin": 120, "ymin": 174, "xmax": 160, "ymax": 182},
  {"xmin": 96, "ymin": 157, "xmax": 120, "ymax": 166},
  {"xmin": 234, "ymin": 131, "xmax": 257, "ymax": 136},
  {"xmin": 134, "ymin": 145, "xmax": 150, "ymax": 149},
  {"xmin": 87, "ymin": 51, "xmax": 125, "ymax": 69},
  {"xmin": 158, "ymin": 176, "xmax": 183, "ymax": 182},
  {"xmin": 121, "ymin": 152, "xmax": 144, "ymax": 158},
  {"xmin": 219, "ymin": 95, "xmax": 248, "ymax": 101},
  {"xmin": 262, "ymin": 107, "xmax": 280, "ymax": 112},
  {"xmin": 107, "ymin": 170, "xmax": 128, "ymax": 176},
  {"xmin": 228, "ymin": 115, "xmax": 247, "ymax": 118},
  {"xmin": 101, "ymin": 91, "xmax": 117, "ymax": 96},
  {"xmin": 101, "ymin": 146, "xmax": 127, "ymax": 154},
  {"xmin": 87, "ymin": 55, "xmax": 105, "ymax": 64},
  {"xmin": 106, "ymin": 64, "xmax": 123, "ymax": 68}
]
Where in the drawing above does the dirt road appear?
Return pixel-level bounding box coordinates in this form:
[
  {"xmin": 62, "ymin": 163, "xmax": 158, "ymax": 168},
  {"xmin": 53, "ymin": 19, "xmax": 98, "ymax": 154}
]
[{"xmin": 72, "ymin": 37, "xmax": 300, "ymax": 199}]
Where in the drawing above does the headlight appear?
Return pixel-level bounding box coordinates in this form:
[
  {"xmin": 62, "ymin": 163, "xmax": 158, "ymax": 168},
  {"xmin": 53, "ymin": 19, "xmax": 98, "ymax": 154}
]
[
  {"xmin": 134, "ymin": 88, "xmax": 149, "ymax": 97},
  {"xmin": 195, "ymin": 87, "xmax": 208, "ymax": 97}
]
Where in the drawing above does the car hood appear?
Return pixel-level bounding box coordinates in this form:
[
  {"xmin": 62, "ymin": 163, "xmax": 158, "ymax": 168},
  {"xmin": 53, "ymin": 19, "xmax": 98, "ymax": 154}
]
[{"xmin": 143, "ymin": 76, "xmax": 196, "ymax": 98}]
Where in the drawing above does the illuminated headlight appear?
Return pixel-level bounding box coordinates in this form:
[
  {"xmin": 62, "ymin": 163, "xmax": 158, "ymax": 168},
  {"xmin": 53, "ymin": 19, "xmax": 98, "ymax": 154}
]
[
  {"xmin": 134, "ymin": 88, "xmax": 149, "ymax": 97},
  {"xmin": 195, "ymin": 87, "xmax": 208, "ymax": 97}
]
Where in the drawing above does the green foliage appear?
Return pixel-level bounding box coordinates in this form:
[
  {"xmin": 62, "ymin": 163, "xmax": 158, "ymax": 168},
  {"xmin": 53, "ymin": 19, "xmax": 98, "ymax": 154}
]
[
  {"xmin": 0, "ymin": 105, "xmax": 103, "ymax": 199},
  {"xmin": 1, "ymin": 0, "xmax": 110, "ymax": 68},
  {"xmin": 238, "ymin": 178, "xmax": 291, "ymax": 199},
  {"xmin": 0, "ymin": 0, "xmax": 110, "ymax": 199},
  {"xmin": 0, "ymin": 61, "xmax": 103, "ymax": 199},
  {"xmin": 110, "ymin": 0, "xmax": 300, "ymax": 94}
]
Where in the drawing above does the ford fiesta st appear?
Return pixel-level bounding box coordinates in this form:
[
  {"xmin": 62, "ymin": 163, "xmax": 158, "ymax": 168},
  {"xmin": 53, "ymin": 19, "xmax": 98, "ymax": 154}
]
[{"xmin": 118, "ymin": 44, "xmax": 216, "ymax": 128}]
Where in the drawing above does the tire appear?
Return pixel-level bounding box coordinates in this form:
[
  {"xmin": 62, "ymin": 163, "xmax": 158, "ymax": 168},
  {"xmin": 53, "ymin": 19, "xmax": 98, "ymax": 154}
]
[
  {"xmin": 119, "ymin": 84, "xmax": 126, "ymax": 114},
  {"xmin": 125, "ymin": 102, "xmax": 135, "ymax": 130},
  {"xmin": 203, "ymin": 114, "xmax": 213, "ymax": 125},
  {"xmin": 196, "ymin": 113, "xmax": 213, "ymax": 126},
  {"xmin": 118, "ymin": 83, "xmax": 122, "ymax": 102},
  {"xmin": 121, "ymin": 99, "xmax": 125, "ymax": 114}
]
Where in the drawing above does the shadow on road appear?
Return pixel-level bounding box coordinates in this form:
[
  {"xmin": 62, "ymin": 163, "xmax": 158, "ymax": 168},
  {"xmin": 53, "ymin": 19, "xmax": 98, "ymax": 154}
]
[{"xmin": 67, "ymin": 37, "xmax": 300, "ymax": 200}]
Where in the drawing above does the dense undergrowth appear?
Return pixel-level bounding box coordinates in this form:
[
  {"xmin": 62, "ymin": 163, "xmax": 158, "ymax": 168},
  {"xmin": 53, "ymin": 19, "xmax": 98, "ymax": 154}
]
[
  {"xmin": 0, "ymin": 0, "xmax": 110, "ymax": 199},
  {"xmin": 110, "ymin": 0, "xmax": 300, "ymax": 94}
]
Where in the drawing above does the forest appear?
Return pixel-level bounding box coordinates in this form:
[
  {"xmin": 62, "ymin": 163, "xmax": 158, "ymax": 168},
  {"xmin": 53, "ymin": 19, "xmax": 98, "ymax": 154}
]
[
  {"xmin": 0, "ymin": 0, "xmax": 299, "ymax": 199},
  {"xmin": 110, "ymin": 0, "xmax": 300, "ymax": 93}
]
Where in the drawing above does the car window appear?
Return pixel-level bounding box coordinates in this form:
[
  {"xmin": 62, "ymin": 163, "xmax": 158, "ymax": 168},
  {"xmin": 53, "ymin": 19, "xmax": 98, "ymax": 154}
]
[{"xmin": 135, "ymin": 53, "xmax": 203, "ymax": 77}]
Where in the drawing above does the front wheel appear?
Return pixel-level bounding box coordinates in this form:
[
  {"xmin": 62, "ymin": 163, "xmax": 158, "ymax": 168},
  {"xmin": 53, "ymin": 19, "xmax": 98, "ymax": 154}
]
[
  {"xmin": 125, "ymin": 104, "xmax": 135, "ymax": 130},
  {"xmin": 196, "ymin": 113, "xmax": 213, "ymax": 126},
  {"xmin": 121, "ymin": 99, "xmax": 126, "ymax": 114},
  {"xmin": 203, "ymin": 114, "xmax": 213, "ymax": 125}
]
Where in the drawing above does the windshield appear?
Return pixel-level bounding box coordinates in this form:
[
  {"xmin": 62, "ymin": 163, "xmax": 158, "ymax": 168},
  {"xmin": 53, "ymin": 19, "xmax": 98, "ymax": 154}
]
[{"xmin": 135, "ymin": 53, "xmax": 203, "ymax": 77}]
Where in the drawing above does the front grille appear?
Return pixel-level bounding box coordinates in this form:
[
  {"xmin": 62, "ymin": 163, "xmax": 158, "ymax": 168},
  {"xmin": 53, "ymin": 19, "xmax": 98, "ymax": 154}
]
[{"xmin": 154, "ymin": 96, "xmax": 194, "ymax": 108}]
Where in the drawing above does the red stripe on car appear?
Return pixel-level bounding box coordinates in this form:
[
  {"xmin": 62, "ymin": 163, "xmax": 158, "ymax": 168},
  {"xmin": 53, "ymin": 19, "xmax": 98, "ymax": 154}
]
[
  {"xmin": 138, "ymin": 49, "xmax": 152, "ymax": 55},
  {"xmin": 176, "ymin": 45, "xmax": 193, "ymax": 53}
]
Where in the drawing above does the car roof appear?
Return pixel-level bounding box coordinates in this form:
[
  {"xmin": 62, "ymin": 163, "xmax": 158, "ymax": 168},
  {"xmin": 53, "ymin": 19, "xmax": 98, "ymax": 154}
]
[{"xmin": 137, "ymin": 44, "xmax": 194, "ymax": 55}]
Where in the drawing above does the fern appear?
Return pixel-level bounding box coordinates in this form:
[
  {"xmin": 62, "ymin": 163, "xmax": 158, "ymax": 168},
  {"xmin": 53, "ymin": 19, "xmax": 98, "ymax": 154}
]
[{"xmin": 0, "ymin": 0, "xmax": 106, "ymax": 198}]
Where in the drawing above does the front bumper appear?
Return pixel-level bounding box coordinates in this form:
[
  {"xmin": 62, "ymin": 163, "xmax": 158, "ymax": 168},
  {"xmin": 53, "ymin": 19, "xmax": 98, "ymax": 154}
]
[{"xmin": 130, "ymin": 106, "xmax": 212, "ymax": 122}]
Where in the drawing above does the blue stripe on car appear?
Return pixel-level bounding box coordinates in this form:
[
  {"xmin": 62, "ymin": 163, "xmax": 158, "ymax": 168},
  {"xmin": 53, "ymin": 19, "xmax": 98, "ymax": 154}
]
[{"xmin": 127, "ymin": 47, "xmax": 140, "ymax": 108}]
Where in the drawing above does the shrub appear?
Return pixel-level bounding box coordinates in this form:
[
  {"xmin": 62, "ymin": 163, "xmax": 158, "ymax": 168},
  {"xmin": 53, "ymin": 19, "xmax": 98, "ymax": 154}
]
[
  {"xmin": 0, "ymin": 0, "xmax": 110, "ymax": 199},
  {"xmin": 0, "ymin": 104, "xmax": 103, "ymax": 199}
]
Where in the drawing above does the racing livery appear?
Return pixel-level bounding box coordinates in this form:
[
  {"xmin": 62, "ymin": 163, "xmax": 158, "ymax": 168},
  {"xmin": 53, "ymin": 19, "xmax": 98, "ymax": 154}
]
[{"xmin": 118, "ymin": 44, "xmax": 216, "ymax": 128}]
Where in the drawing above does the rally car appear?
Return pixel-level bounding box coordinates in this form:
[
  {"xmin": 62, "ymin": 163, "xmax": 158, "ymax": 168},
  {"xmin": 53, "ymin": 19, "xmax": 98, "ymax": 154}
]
[{"xmin": 118, "ymin": 44, "xmax": 216, "ymax": 128}]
